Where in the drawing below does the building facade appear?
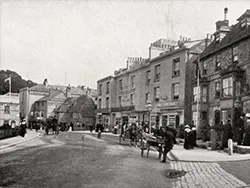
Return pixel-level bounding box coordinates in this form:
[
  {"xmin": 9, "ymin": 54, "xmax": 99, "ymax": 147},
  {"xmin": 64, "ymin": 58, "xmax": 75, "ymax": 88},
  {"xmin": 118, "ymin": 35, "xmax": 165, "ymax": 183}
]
[
  {"xmin": 97, "ymin": 38, "xmax": 208, "ymax": 131},
  {"xmin": 192, "ymin": 9, "xmax": 250, "ymax": 137},
  {"xmin": 0, "ymin": 93, "xmax": 20, "ymax": 127}
]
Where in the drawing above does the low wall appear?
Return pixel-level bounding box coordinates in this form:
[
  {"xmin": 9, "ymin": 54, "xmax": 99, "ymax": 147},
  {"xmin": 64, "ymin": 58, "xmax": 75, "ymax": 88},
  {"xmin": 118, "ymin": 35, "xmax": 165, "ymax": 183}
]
[{"xmin": 0, "ymin": 128, "xmax": 20, "ymax": 140}]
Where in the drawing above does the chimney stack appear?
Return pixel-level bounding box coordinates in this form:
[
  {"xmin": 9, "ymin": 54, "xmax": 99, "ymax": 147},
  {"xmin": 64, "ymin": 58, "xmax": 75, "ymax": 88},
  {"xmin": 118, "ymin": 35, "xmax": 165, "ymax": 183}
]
[{"xmin": 224, "ymin": 7, "xmax": 228, "ymax": 20}]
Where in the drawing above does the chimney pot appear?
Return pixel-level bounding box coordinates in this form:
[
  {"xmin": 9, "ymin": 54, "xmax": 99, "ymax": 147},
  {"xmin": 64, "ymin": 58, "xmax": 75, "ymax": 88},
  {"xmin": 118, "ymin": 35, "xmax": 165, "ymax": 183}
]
[{"xmin": 224, "ymin": 7, "xmax": 228, "ymax": 20}]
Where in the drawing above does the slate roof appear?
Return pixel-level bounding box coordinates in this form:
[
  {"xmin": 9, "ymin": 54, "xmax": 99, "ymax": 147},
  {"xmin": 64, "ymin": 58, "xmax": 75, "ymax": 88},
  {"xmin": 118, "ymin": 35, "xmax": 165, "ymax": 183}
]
[
  {"xmin": 201, "ymin": 14, "xmax": 250, "ymax": 59},
  {"xmin": 37, "ymin": 90, "xmax": 65, "ymax": 102}
]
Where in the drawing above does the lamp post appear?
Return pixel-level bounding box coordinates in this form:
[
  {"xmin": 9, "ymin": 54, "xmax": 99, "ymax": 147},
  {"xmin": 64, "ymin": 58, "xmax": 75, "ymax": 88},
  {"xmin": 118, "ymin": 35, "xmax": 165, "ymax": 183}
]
[
  {"xmin": 146, "ymin": 101, "xmax": 152, "ymax": 133},
  {"xmin": 189, "ymin": 52, "xmax": 201, "ymax": 133}
]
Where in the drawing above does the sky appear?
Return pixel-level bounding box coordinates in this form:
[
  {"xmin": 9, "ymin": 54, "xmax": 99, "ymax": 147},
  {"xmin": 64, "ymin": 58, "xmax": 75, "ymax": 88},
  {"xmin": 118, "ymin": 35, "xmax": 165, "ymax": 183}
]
[{"xmin": 0, "ymin": 0, "xmax": 249, "ymax": 89}]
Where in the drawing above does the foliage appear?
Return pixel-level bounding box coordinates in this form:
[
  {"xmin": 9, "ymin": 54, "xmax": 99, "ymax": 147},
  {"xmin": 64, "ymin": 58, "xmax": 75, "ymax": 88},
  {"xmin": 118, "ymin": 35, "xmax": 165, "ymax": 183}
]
[{"xmin": 0, "ymin": 69, "xmax": 37, "ymax": 95}]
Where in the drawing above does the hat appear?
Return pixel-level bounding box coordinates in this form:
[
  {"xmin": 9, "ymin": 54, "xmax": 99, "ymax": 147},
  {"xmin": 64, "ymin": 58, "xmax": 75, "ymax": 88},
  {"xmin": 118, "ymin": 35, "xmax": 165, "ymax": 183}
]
[{"xmin": 184, "ymin": 125, "xmax": 190, "ymax": 128}]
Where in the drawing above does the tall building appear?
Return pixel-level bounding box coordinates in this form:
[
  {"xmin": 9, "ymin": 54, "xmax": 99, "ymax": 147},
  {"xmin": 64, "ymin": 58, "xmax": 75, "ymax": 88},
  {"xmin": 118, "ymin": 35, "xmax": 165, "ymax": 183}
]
[
  {"xmin": 193, "ymin": 9, "xmax": 250, "ymax": 137},
  {"xmin": 0, "ymin": 93, "xmax": 20, "ymax": 126},
  {"xmin": 97, "ymin": 38, "xmax": 208, "ymax": 131}
]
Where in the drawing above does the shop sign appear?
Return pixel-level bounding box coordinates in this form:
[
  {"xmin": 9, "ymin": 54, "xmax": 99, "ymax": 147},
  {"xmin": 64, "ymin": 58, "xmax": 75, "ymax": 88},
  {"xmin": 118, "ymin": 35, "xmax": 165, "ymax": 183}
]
[{"xmin": 158, "ymin": 101, "xmax": 178, "ymax": 108}]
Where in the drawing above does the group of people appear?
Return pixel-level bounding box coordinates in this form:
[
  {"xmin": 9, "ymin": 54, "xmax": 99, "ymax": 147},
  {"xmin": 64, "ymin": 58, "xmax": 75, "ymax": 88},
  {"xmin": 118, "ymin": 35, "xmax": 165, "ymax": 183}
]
[{"xmin": 183, "ymin": 125, "xmax": 197, "ymax": 150}]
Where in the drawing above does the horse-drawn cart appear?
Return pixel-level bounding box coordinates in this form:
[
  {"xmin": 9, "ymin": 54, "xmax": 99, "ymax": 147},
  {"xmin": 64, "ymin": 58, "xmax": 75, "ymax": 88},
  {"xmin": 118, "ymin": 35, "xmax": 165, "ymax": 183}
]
[{"xmin": 140, "ymin": 132, "xmax": 164, "ymax": 158}]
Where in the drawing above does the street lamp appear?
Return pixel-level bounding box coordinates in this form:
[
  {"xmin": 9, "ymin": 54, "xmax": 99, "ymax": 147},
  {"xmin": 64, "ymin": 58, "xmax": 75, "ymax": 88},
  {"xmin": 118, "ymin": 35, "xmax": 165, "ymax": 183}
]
[{"xmin": 146, "ymin": 101, "xmax": 152, "ymax": 133}]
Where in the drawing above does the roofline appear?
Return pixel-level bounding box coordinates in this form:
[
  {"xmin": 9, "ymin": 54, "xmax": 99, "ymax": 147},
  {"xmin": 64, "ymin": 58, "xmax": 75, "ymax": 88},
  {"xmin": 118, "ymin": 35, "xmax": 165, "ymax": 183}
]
[
  {"xmin": 200, "ymin": 34, "xmax": 250, "ymax": 60},
  {"xmin": 97, "ymin": 75, "xmax": 114, "ymax": 83},
  {"xmin": 150, "ymin": 47, "xmax": 188, "ymax": 63}
]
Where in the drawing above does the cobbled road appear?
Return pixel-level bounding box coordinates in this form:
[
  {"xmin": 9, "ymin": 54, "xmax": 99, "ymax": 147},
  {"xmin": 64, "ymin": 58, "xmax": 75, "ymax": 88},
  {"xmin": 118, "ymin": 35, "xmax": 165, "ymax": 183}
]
[{"xmin": 1, "ymin": 132, "xmax": 250, "ymax": 188}]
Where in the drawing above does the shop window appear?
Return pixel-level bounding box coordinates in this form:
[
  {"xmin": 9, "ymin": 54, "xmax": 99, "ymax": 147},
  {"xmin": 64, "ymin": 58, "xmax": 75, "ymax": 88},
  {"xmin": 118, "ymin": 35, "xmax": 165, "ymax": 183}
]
[
  {"xmin": 221, "ymin": 109, "xmax": 231, "ymax": 125},
  {"xmin": 162, "ymin": 115, "xmax": 168, "ymax": 127}
]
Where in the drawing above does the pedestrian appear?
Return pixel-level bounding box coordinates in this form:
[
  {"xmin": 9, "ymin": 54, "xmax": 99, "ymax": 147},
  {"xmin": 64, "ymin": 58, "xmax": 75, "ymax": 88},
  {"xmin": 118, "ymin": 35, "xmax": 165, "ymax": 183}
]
[
  {"xmin": 184, "ymin": 125, "xmax": 192, "ymax": 150},
  {"xmin": 89, "ymin": 123, "xmax": 93, "ymax": 132},
  {"xmin": 235, "ymin": 114, "xmax": 245, "ymax": 145},
  {"xmin": 19, "ymin": 121, "xmax": 27, "ymax": 137},
  {"xmin": 161, "ymin": 126, "xmax": 175, "ymax": 163},
  {"xmin": 221, "ymin": 119, "xmax": 233, "ymax": 149},
  {"xmin": 114, "ymin": 123, "xmax": 118, "ymax": 134},
  {"xmin": 191, "ymin": 127, "xmax": 197, "ymax": 147},
  {"xmin": 243, "ymin": 113, "xmax": 250, "ymax": 146}
]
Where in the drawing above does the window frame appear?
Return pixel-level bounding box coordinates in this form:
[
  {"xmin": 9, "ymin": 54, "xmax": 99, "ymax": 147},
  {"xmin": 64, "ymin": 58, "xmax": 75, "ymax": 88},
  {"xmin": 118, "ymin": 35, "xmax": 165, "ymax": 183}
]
[
  {"xmin": 98, "ymin": 99, "xmax": 102, "ymax": 109},
  {"xmin": 99, "ymin": 84, "xmax": 102, "ymax": 95},
  {"xmin": 172, "ymin": 83, "xmax": 180, "ymax": 101},
  {"xmin": 106, "ymin": 97, "xmax": 109, "ymax": 108},
  {"xmin": 4, "ymin": 104, "xmax": 10, "ymax": 114},
  {"xmin": 131, "ymin": 75, "xmax": 135, "ymax": 89},
  {"xmin": 145, "ymin": 92, "xmax": 151, "ymax": 104},
  {"xmin": 106, "ymin": 82, "xmax": 110, "ymax": 94},
  {"xmin": 172, "ymin": 58, "xmax": 180, "ymax": 77},
  {"xmin": 154, "ymin": 64, "xmax": 161, "ymax": 82},
  {"xmin": 119, "ymin": 79, "xmax": 123, "ymax": 91},
  {"xmin": 154, "ymin": 87, "xmax": 160, "ymax": 102},
  {"xmin": 215, "ymin": 54, "xmax": 221, "ymax": 70},
  {"xmin": 232, "ymin": 46, "xmax": 238, "ymax": 63},
  {"xmin": 222, "ymin": 77, "xmax": 233, "ymax": 98},
  {"xmin": 146, "ymin": 70, "xmax": 151, "ymax": 85},
  {"xmin": 215, "ymin": 81, "xmax": 221, "ymax": 98}
]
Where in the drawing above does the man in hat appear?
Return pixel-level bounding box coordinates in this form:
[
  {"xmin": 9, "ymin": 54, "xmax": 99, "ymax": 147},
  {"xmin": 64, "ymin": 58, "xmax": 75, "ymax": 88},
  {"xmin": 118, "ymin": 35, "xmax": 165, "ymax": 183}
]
[
  {"xmin": 243, "ymin": 113, "xmax": 250, "ymax": 146},
  {"xmin": 161, "ymin": 126, "xmax": 175, "ymax": 163},
  {"xmin": 235, "ymin": 114, "xmax": 245, "ymax": 145}
]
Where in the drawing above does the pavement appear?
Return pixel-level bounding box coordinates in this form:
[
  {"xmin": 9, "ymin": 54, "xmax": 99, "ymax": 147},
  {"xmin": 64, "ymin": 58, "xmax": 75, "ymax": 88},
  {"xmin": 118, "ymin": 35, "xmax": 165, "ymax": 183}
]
[
  {"xmin": 0, "ymin": 129, "xmax": 41, "ymax": 150},
  {"xmin": 169, "ymin": 143, "xmax": 250, "ymax": 162},
  {"xmin": 78, "ymin": 131, "xmax": 250, "ymax": 162}
]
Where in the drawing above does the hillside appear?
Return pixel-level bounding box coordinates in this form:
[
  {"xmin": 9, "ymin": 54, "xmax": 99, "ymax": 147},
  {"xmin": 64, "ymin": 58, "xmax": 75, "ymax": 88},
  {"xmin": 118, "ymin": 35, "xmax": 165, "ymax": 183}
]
[{"xmin": 0, "ymin": 69, "xmax": 37, "ymax": 95}]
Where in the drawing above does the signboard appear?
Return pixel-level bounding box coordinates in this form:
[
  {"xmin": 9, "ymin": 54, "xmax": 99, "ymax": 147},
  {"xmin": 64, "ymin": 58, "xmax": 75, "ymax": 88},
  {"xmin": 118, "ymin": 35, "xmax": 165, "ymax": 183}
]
[{"xmin": 157, "ymin": 101, "xmax": 178, "ymax": 108}]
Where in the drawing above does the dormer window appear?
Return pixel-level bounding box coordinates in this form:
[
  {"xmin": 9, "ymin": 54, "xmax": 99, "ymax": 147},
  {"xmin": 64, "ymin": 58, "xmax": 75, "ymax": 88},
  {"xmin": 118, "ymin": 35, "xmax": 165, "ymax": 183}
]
[{"xmin": 240, "ymin": 17, "xmax": 250, "ymax": 27}]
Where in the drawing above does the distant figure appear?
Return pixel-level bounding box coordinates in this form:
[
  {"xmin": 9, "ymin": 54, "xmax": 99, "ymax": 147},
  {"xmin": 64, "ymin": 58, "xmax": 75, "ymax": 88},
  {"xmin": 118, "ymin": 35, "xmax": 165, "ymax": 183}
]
[
  {"xmin": 114, "ymin": 124, "xmax": 118, "ymax": 134},
  {"xmin": 243, "ymin": 113, "xmax": 250, "ymax": 146},
  {"xmin": 161, "ymin": 126, "xmax": 175, "ymax": 163},
  {"xmin": 89, "ymin": 123, "xmax": 93, "ymax": 133},
  {"xmin": 184, "ymin": 125, "xmax": 192, "ymax": 150},
  {"xmin": 68, "ymin": 122, "xmax": 73, "ymax": 132},
  {"xmin": 20, "ymin": 121, "xmax": 27, "ymax": 137},
  {"xmin": 235, "ymin": 115, "xmax": 245, "ymax": 145},
  {"xmin": 191, "ymin": 127, "xmax": 197, "ymax": 147},
  {"xmin": 222, "ymin": 119, "xmax": 233, "ymax": 149}
]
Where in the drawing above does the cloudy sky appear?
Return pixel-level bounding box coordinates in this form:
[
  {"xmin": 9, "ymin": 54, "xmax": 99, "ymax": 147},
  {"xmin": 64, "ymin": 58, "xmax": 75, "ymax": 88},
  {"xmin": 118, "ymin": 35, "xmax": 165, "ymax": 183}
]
[{"xmin": 0, "ymin": 0, "xmax": 249, "ymax": 88}]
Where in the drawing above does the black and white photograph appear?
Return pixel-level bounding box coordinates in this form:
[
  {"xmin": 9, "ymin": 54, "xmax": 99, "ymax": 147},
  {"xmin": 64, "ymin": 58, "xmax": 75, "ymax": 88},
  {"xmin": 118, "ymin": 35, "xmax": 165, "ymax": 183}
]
[{"xmin": 1, "ymin": 0, "xmax": 250, "ymax": 187}]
